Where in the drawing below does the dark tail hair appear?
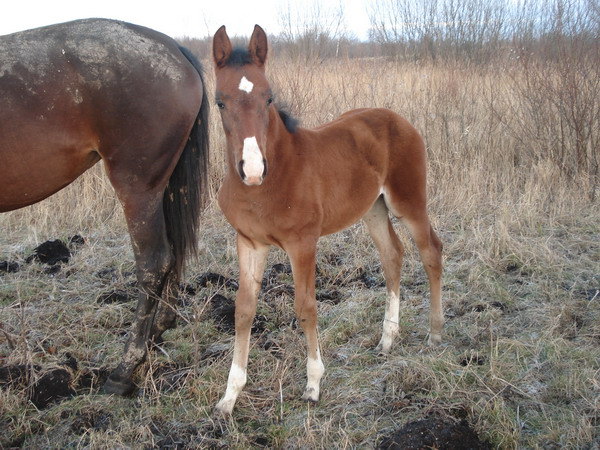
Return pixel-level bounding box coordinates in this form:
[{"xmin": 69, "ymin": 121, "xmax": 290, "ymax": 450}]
[{"xmin": 163, "ymin": 46, "xmax": 210, "ymax": 278}]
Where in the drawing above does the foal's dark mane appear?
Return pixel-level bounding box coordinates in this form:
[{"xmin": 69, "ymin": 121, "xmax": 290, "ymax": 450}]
[
  {"xmin": 224, "ymin": 47, "xmax": 254, "ymax": 66},
  {"xmin": 223, "ymin": 47, "xmax": 299, "ymax": 134},
  {"xmin": 277, "ymin": 108, "xmax": 299, "ymax": 134}
]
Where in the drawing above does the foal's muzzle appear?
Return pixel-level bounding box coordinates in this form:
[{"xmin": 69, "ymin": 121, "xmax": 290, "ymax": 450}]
[
  {"xmin": 239, "ymin": 136, "xmax": 267, "ymax": 186},
  {"xmin": 238, "ymin": 158, "xmax": 267, "ymax": 186}
]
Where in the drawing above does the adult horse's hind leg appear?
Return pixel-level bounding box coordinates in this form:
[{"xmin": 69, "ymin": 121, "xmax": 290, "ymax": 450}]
[
  {"xmin": 104, "ymin": 190, "xmax": 176, "ymax": 395},
  {"xmin": 364, "ymin": 197, "xmax": 405, "ymax": 354}
]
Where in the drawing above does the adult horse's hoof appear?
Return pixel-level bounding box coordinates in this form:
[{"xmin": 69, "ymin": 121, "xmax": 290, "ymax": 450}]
[{"xmin": 102, "ymin": 375, "xmax": 136, "ymax": 396}]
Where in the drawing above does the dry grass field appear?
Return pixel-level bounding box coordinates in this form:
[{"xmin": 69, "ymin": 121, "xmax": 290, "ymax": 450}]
[{"xmin": 1, "ymin": 55, "xmax": 599, "ymax": 448}]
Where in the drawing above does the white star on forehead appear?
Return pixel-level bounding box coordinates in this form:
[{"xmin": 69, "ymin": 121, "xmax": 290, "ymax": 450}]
[{"xmin": 239, "ymin": 76, "xmax": 253, "ymax": 93}]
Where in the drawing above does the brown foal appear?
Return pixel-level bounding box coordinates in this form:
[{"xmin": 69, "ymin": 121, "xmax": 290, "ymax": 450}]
[{"xmin": 212, "ymin": 25, "xmax": 443, "ymax": 414}]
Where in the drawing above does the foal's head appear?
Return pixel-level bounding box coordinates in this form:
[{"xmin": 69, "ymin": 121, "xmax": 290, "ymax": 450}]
[{"xmin": 212, "ymin": 25, "xmax": 273, "ymax": 186}]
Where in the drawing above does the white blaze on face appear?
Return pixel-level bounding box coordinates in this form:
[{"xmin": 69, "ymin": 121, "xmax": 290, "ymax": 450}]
[
  {"xmin": 239, "ymin": 76, "xmax": 254, "ymax": 93},
  {"xmin": 242, "ymin": 136, "xmax": 264, "ymax": 184}
]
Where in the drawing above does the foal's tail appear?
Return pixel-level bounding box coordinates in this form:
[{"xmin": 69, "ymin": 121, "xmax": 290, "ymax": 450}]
[{"xmin": 163, "ymin": 46, "xmax": 210, "ymax": 278}]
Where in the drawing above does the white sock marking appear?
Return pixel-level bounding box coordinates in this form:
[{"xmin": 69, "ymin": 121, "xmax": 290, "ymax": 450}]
[
  {"xmin": 304, "ymin": 347, "xmax": 324, "ymax": 400},
  {"xmin": 379, "ymin": 291, "xmax": 400, "ymax": 353},
  {"xmin": 239, "ymin": 76, "xmax": 253, "ymax": 93},
  {"xmin": 242, "ymin": 136, "xmax": 264, "ymax": 184},
  {"xmin": 216, "ymin": 363, "xmax": 247, "ymax": 414}
]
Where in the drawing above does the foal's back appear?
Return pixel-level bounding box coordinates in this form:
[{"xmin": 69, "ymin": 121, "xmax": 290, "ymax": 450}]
[{"xmin": 288, "ymin": 107, "xmax": 428, "ymax": 235}]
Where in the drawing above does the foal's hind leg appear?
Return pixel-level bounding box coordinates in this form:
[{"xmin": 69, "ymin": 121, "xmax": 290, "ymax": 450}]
[
  {"xmin": 104, "ymin": 191, "xmax": 176, "ymax": 394},
  {"xmin": 364, "ymin": 197, "xmax": 405, "ymax": 354},
  {"xmin": 403, "ymin": 215, "xmax": 444, "ymax": 345}
]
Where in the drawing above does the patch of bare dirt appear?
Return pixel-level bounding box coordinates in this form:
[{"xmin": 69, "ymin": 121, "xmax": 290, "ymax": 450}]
[
  {"xmin": 26, "ymin": 239, "xmax": 71, "ymax": 265},
  {"xmin": 0, "ymin": 355, "xmax": 110, "ymax": 409},
  {"xmin": 378, "ymin": 418, "xmax": 490, "ymax": 450},
  {"xmin": 0, "ymin": 260, "xmax": 20, "ymax": 273}
]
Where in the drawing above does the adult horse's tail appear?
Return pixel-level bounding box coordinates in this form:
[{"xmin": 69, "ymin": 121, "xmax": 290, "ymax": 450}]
[{"xmin": 164, "ymin": 46, "xmax": 210, "ymax": 277}]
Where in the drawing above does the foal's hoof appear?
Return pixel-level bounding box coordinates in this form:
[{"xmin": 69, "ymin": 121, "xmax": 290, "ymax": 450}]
[
  {"xmin": 301, "ymin": 387, "xmax": 319, "ymax": 403},
  {"xmin": 427, "ymin": 333, "xmax": 443, "ymax": 347},
  {"xmin": 214, "ymin": 399, "xmax": 235, "ymax": 416},
  {"xmin": 102, "ymin": 376, "xmax": 136, "ymax": 396},
  {"xmin": 375, "ymin": 341, "xmax": 392, "ymax": 356}
]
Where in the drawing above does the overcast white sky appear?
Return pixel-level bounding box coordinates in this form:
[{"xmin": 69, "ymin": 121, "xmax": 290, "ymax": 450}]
[{"xmin": 0, "ymin": 0, "xmax": 372, "ymax": 40}]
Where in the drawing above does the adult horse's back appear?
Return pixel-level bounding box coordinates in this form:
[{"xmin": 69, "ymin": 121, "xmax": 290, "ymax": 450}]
[{"xmin": 0, "ymin": 19, "xmax": 209, "ymax": 394}]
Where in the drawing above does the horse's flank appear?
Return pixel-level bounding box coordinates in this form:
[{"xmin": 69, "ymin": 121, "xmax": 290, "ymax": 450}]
[{"xmin": 218, "ymin": 106, "xmax": 427, "ymax": 242}]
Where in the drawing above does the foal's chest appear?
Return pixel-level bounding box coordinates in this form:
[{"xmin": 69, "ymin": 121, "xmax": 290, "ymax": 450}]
[{"xmin": 218, "ymin": 183, "xmax": 319, "ymax": 245}]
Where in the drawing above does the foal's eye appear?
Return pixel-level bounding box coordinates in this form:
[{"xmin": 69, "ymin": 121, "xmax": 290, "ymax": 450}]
[
  {"xmin": 217, "ymin": 101, "xmax": 225, "ymax": 109},
  {"xmin": 266, "ymin": 97, "xmax": 273, "ymax": 106}
]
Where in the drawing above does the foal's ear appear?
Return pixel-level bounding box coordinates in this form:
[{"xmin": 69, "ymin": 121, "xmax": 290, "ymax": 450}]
[
  {"xmin": 213, "ymin": 25, "xmax": 232, "ymax": 68},
  {"xmin": 248, "ymin": 24, "xmax": 268, "ymax": 67}
]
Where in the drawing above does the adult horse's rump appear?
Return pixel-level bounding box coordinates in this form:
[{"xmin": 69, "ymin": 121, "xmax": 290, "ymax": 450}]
[{"xmin": 0, "ymin": 19, "xmax": 209, "ymax": 394}]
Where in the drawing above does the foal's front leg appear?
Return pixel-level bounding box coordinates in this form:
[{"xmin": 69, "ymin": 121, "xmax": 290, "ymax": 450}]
[
  {"xmin": 287, "ymin": 239, "xmax": 325, "ymax": 402},
  {"xmin": 215, "ymin": 234, "xmax": 269, "ymax": 415}
]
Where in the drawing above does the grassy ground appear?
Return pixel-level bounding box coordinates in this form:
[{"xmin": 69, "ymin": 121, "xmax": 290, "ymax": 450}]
[{"xmin": 1, "ymin": 57, "xmax": 599, "ymax": 448}]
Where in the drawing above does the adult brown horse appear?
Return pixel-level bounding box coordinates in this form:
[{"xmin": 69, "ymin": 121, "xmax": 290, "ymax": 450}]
[
  {"xmin": 0, "ymin": 19, "xmax": 209, "ymax": 395},
  {"xmin": 212, "ymin": 25, "xmax": 443, "ymax": 414}
]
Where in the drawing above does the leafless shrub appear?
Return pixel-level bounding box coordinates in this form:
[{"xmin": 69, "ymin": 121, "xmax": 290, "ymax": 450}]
[
  {"xmin": 367, "ymin": 0, "xmax": 508, "ymax": 63},
  {"xmin": 505, "ymin": 0, "xmax": 600, "ymax": 199}
]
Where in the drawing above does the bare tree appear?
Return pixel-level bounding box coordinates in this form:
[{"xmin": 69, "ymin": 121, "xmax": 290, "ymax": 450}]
[
  {"xmin": 276, "ymin": 0, "xmax": 347, "ymax": 60},
  {"xmin": 367, "ymin": 0, "xmax": 508, "ymax": 62}
]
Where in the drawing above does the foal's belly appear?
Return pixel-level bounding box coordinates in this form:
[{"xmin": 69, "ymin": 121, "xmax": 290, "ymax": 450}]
[{"xmin": 320, "ymin": 194, "xmax": 381, "ymax": 237}]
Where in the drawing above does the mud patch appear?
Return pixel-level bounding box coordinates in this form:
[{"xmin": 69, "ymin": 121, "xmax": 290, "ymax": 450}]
[
  {"xmin": 460, "ymin": 353, "xmax": 486, "ymax": 366},
  {"xmin": 29, "ymin": 368, "xmax": 76, "ymax": 408},
  {"xmin": 200, "ymin": 342, "xmax": 230, "ymax": 361},
  {"xmin": 77, "ymin": 367, "xmax": 111, "ymax": 391},
  {"xmin": 68, "ymin": 234, "xmax": 85, "ymax": 247},
  {"xmin": 263, "ymin": 283, "xmax": 294, "ymax": 299},
  {"xmin": 353, "ymin": 267, "xmax": 386, "ymax": 288},
  {"xmin": 151, "ymin": 423, "xmax": 200, "ymax": 450},
  {"xmin": 95, "ymin": 267, "xmax": 135, "ymax": 281},
  {"xmin": 96, "ymin": 289, "xmax": 135, "ymax": 304},
  {"xmin": 318, "ymin": 265, "xmax": 385, "ymax": 289},
  {"xmin": 261, "ymin": 336, "xmax": 283, "ymax": 358},
  {"xmin": 26, "ymin": 239, "xmax": 71, "ymax": 265},
  {"xmin": 69, "ymin": 409, "xmax": 112, "ymax": 434},
  {"xmin": 195, "ymin": 272, "xmax": 238, "ymax": 290},
  {"xmin": 316, "ymin": 288, "xmax": 344, "ymax": 305},
  {"xmin": 262, "ymin": 263, "xmax": 292, "ymax": 287},
  {"xmin": 150, "ymin": 362, "xmax": 191, "ymax": 393},
  {"xmin": 0, "ymin": 364, "xmax": 41, "ymax": 387},
  {"xmin": 378, "ymin": 418, "xmax": 490, "ymax": 450},
  {"xmin": 209, "ymin": 294, "xmax": 236, "ymax": 332},
  {"xmin": 209, "ymin": 294, "xmax": 269, "ymax": 334},
  {"xmin": 0, "ymin": 260, "xmax": 20, "ymax": 273},
  {"xmin": 1, "ymin": 357, "xmax": 110, "ymax": 408}
]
